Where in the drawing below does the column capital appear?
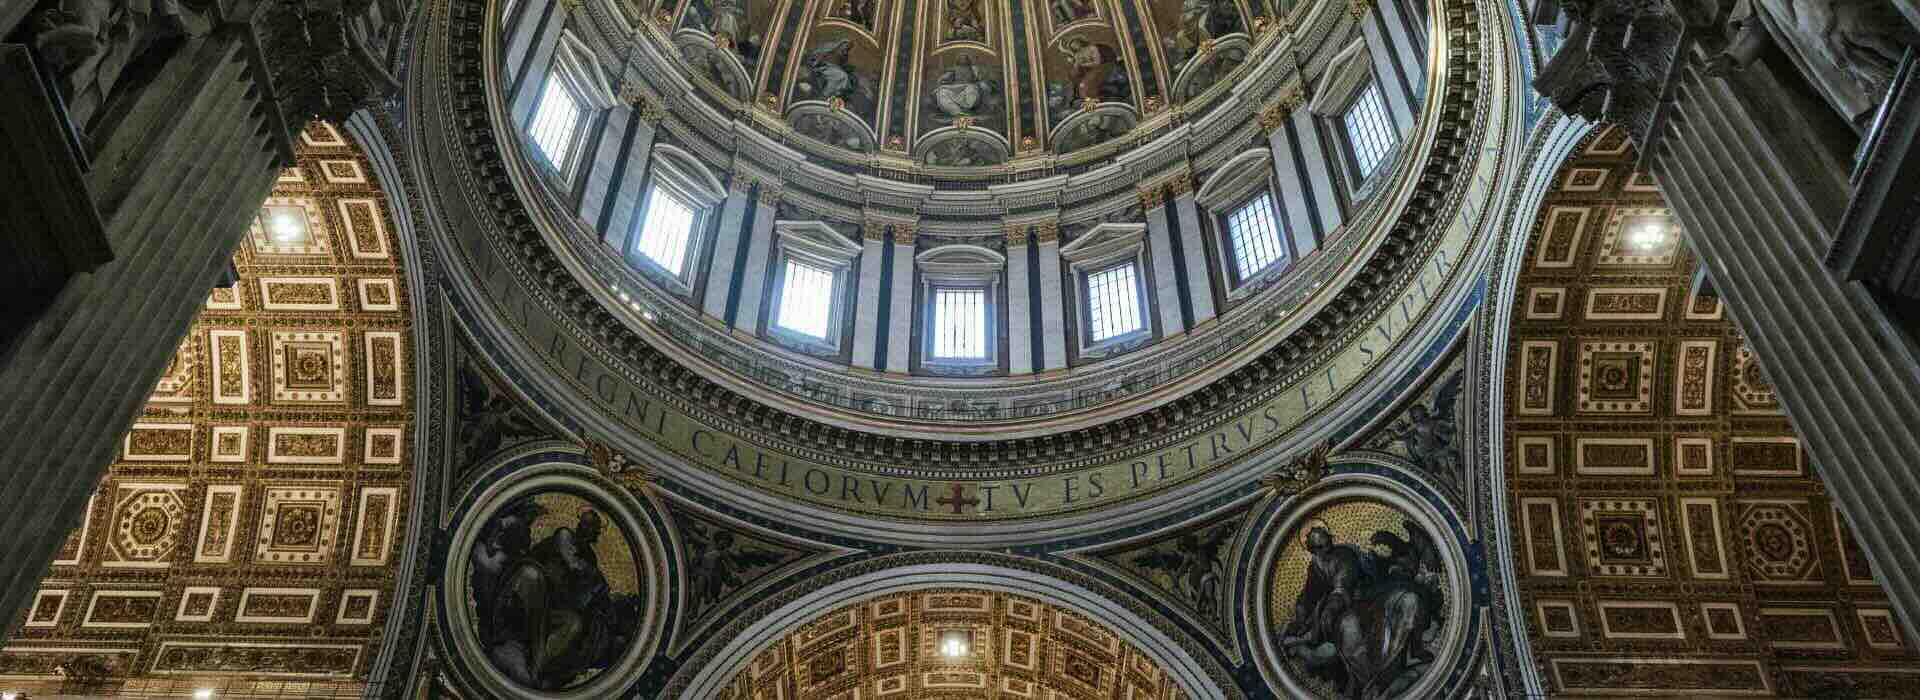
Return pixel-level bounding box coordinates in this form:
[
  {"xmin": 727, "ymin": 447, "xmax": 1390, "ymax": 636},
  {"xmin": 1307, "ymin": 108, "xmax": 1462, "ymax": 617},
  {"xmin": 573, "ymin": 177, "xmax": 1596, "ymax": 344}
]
[
  {"xmin": 1346, "ymin": 0, "xmax": 1374, "ymax": 18},
  {"xmin": 1035, "ymin": 221, "xmax": 1061, "ymax": 244},
  {"xmin": 1258, "ymin": 87, "xmax": 1305, "ymax": 133},
  {"xmin": 756, "ymin": 181, "xmax": 783, "ymax": 206},
  {"xmin": 1168, "ymin": 171, "xmax": 1195, "ymax": 198},
  {"xmin": 1137, "ymin": 186, "xmax": 1166, "ymax": 211},
  {"xmin": 891, "ymin": 221, "xmax": 919, "ymax": 245},
  {"xmin": 1005, "ymin": 223, "xmax": 1030, "ymax": 246},
  {"xmin": 728, "ymin": 175, "xmax": 755, "ymax": 196}
]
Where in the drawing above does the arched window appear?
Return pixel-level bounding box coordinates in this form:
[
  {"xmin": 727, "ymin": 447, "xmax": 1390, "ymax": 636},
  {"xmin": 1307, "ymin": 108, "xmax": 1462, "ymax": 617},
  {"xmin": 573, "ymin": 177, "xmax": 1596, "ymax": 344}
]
[
  {"xmin": 765, "ymin": 221, "xmax": 863, "ymax": 355},
  {"xmin": 626, "ymin": 145, "xmax": 724, "ymax": 292},
  {"xmin": 1060, "ymin": 223, "xmax": 1153, "ymax": 358},
  {"xmin": 916, "ymin": 245, "xmax": 1006, "ymax": 370},
  {"xmin": 524, "ymin": 32, "xmax": 614, "ymax": 183}
]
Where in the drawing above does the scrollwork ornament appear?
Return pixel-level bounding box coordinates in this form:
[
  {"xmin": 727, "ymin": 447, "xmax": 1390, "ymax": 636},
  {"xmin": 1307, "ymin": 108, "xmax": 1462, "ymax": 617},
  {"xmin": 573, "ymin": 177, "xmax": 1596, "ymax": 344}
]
[{"xmin": 587, "ymin": 438, "xmax": 653, "ymax": 490}]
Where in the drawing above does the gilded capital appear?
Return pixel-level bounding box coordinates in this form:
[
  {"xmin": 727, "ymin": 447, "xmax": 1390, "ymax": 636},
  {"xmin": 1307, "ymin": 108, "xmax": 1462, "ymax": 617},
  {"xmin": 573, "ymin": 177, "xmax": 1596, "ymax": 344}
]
[
  {"xmin": 891, "ymin": 222, "xmax": 919, "ymax": 245},
  {"xmin": 1137, "ymin": 186, "xmax": 1165, "ymax": 210},
  {"xmin": 756, "ymin": 182, "xmax": 783, "ymax": 205},
  {"xmin": 1168, "ymin": 172, "xmax": 1194, "ymax": 197},
  {"xmin": 1035, "ymin": 221, "xmax": 1060, "ymax": 244},
  {"xmin": 1347, "ymin": 0, "xmax": 1374, "ymax": 18},
  {"xmin": 728, "ymin": 176, "xmax": 755, "ymax": 195},
  {"xmin": 1005, "ymin": 223, "xmax": 1030, "ymax": 245}
]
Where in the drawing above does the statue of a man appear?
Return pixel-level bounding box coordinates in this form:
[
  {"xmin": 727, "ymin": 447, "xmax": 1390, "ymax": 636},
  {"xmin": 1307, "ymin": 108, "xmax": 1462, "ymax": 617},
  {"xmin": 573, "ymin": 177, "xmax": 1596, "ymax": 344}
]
[{"xmin": 1707, "ymin": 0, "xmax": 1920, "ymax": 129}]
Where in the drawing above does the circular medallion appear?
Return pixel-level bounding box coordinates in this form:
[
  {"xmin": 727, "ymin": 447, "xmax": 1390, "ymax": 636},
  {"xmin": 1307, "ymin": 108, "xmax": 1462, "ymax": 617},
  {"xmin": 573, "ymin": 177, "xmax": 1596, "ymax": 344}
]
[
  {"xmin": 1251, "ymin": 478, "xmax": 1470, "ymax": 700},
  {"xmin": 443, "ymin": 459, "xmax": 667, "ymax": 698}
]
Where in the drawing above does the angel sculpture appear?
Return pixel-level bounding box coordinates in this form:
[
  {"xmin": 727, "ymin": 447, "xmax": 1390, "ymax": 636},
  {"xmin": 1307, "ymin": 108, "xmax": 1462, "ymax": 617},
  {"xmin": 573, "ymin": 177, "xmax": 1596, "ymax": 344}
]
[
  {"xmin": 1130, "ymin": 524, "xmax": 1234, "ymax": 619},
  {"xmin": 1377, "ymin": 371, "xmax": 1462, "ymax": 477},
  {"xmin": 684, "ymin": 525, "xmax": 787, "ymax": 612}
]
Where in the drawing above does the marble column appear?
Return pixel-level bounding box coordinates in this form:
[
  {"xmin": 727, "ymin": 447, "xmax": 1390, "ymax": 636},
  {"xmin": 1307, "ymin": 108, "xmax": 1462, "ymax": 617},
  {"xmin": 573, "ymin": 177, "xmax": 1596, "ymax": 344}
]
[
  {"xmin": 1360, "ymin": 1, "xmax": 1417, "ymax": 133},
  {"xmin": 1142, "ymin": 187, "xmax": 1187, "ymax": 336},
  {"xmin": 1, "ymin": 0, "xmax": 397, "ymax": 633},
  {"xmin": 1005, "ymin": 224, "xmax": 1035, "ymax": 374},
  {"xmin": 701, "ymin": 178, "xmax": 754, "ymax": 321},
  {"xmin": 1035, "ymin": 223, "xmax": 1069, "ymax": 371},
  {"xmin": 851, "ymin": 222, "xmax": 887, "ymax": 369},
  {"xmin": 1169, "ymin": 176, "xmax": 1218, "ymax": 325},
  {"xmin": 1535, "ymin": 3, "xmax": 1920, "ymax": 642},
  {"xmin": 1266, "ymin": 97, "xmax": 1322, "ymax": 255},
  {"xmin": 596, "ymin": 96, "xmax": 659, "ymax": 256},
  {"xmin": 730, "ymin": 183, "xmax": 780, "ymax": 333},
  {"xmin": 1291, "ymin": 107, "xmax": 1345, "ymax": 238},
  {"xmin": 577, "ymin": 106, "xmax": 631, "ymax": 226},
  {"xmin": 885, "ymin": 222, "xmax": 917, "ymax": 374}
]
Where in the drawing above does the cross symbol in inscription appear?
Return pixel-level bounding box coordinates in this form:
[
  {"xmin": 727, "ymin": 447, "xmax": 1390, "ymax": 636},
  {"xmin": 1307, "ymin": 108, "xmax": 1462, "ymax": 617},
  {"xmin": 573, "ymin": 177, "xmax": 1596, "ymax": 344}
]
[{"xmin": 936, "ymin": 483, "xmax": 978, "ymax": 515}]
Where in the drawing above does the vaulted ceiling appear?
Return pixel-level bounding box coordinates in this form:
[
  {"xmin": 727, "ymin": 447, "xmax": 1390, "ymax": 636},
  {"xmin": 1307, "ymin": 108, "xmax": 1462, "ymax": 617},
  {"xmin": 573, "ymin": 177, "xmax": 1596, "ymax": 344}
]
[
  {"xmin": 1504, "ymin": 126, "xmax": 1915, "ymax": 696},
  {"xmin": 719, "ymin": 588, "xmax": 1187, "ymax": 699},
  {"xmin": 3, "ymin": 122, "xmax": 416, "ymax": 697}
]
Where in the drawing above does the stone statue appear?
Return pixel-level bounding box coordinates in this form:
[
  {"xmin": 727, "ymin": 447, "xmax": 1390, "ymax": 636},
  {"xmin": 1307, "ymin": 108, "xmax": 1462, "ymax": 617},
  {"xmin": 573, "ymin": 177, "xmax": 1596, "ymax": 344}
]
[
  {"xmin": 34, "ymin": 0, "xmax": 206, "ymax": 132},
  {"xmin": 1279, "ymin": 521, "xmax": 1444, "ymax": 700},
  {"xmin": 1705, "ymin": 0, "xmax": 1920, "ymax": 128},
  {"xmin": 470, "ymin": 504, "xmax": 643, "ymax": 690}
]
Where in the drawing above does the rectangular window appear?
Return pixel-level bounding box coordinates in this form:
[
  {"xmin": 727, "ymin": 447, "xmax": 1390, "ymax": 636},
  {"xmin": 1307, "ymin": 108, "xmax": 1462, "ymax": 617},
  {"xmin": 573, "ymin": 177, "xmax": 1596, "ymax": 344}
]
[
  {"xmin": 1226, "ymin": 192, "xmax": 1286, "ymax": 280},
  {"xmin": 776, "ymin": 259, "xmax": 836, "ymax": 340},
  {"xmin": 1343, "ymin": 81, "xmax": 1395, "ymax": 178},
  {"xmin": 1085, "ymin": 263, "xmax": 1144, "ymax": 343},
  {"xmin": 931, "ymin": 288, "xmax": 988, "ymax": 360},
  {"xmin": 634, "ymin": 187, "xmax": 697, "ymax": 276},
  {"xmin": 528, "ymin": 73, "xmax": 583, "ymax": 172}
]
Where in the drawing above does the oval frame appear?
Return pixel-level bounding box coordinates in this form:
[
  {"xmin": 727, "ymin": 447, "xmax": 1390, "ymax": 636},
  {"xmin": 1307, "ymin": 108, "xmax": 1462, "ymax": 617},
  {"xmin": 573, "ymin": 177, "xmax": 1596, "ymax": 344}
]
[
  {"xmin": 440, "ymin": 451, "xmax": 670, "ymax": 699},
  {"xmin": 1245, "ymin": 468, "xmax": 1473, "ymax": 699}
]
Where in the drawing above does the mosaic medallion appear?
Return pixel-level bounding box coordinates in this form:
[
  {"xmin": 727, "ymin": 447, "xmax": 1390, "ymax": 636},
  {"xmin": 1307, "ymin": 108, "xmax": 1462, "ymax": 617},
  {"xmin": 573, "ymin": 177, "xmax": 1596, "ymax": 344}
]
[
  {"xmin": 1265, "ymin": 495, "xmax": 1454, "ymax": 699},
  {"xmin": 465, "ymin": 489, "xmax": 647, "ymax": 691}
]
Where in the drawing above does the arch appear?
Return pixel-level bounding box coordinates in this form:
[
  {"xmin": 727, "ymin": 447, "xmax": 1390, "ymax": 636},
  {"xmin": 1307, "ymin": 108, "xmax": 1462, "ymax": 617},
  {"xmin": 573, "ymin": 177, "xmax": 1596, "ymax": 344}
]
[{"xmin": 673, "ymin": 558, "xmax": 1229, "ymax": 698}]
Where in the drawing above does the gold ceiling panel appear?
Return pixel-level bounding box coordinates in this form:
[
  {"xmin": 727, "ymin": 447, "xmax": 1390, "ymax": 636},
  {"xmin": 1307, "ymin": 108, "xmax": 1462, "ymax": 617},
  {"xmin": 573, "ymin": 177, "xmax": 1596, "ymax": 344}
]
[
  {"xmin": 719, "ymin": 588, "xmax": 1186, "ymax": 700},
  {"xmin": 1504, "ymin": 125, "xmax": 1916, "ymax": 696},
  {"xmin": 1, "ymin": 120, "xmax": 416, "ymax": 698}
]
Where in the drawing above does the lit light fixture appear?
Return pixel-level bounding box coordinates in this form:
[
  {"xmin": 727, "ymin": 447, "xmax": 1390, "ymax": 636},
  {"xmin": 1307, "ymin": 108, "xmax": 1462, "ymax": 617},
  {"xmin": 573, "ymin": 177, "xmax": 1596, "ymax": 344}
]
[
  {"xmin": 269, "ymin": 212, "xmax": 306, "ymax": 243},
  {"xmin": 194, "ymin": 690, "xmax": 215, "ymax": 700},
  {"xmin": 4, "ymin": 690, "xmax": 20, "ymax": 700},
  {"xmin": 939, "ymin": 630, "xmax": 972, "ymax": 658},
  {"xmin": 1627, "ymin": 223, "xmax": 1667, "ymax": 250}
]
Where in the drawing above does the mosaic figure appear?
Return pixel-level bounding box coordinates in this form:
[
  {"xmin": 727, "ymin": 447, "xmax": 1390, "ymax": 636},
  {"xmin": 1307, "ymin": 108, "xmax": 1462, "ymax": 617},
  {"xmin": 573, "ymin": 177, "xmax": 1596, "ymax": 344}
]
[
  {"xmin": 1051, "ymin": 0, "xmax": 1096, "ymax": 25},
  {"xmin": 469, "ymin": 497, "xmax": 644, "ymax": 690},
  {"xmin": 1062, "ymin": 36, "xmax": 1125, "ymax": 103},
  {"xmin": 944, "ymin": 0, "xmax": 985, "ymax": 42},
  {"xmin": 796, "ymin": 39, "xmax": 878, "ymax": 116},
  {"xmin": 1278, "ymin": 517, "xmax": 1444, "ymax": 700}
]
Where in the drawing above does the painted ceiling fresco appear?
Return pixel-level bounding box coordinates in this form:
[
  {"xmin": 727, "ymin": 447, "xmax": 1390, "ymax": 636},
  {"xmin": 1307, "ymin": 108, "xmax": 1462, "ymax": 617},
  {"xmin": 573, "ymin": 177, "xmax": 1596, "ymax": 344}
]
[
  {"xmin": 1504, "ymin": 126, "xmax": 1917, "ymax": 696},
  {"xmin": 716, "ymin": 588, "xmax": 1187, "ymax": 699},
  {"xmin": 650, "ymin": 0, "xmax": 1305, "ymax": 160},
  {"xmin": 4, "ymin": 122, "xmax": 416, "ymax": 697}
]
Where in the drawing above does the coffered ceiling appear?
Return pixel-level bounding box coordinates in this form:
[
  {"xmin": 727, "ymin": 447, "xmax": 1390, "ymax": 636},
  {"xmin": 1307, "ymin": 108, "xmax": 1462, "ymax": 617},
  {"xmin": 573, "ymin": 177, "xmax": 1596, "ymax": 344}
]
[
  {"xmin": 718, "ymin": 588, "xmax": 1186, "ymax": 699},
  {"xmin": 1504, "ymin": 126, "xmax": 1916, "ymax": 696},
  {"xmin": 2, "ymin": 122, "xmax": 416, "ymax": 698}
]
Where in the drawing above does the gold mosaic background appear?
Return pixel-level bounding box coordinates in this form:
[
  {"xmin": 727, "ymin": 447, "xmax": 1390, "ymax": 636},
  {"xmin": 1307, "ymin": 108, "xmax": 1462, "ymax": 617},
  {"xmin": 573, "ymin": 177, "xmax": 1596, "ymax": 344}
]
[
  {"xmin": 719, "ymin": 588, "xmax": 1186, "ymax": 700},
  {"xmin": 1505, "ymin": 126, "xmax": 1916, "ymax": 696},
  {"xmin": 519, "ymin": 491, "xmax": 642, "ymax": 596},
  {"xmin": 3, "ymin": 122, "xmax": 415, "ymax": 697}
]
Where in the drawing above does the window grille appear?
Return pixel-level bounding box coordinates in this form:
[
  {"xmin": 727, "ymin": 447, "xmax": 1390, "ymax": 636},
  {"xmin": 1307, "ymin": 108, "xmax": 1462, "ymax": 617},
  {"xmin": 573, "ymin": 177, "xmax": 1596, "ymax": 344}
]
[
  {"xmin": 1085, "ymin": 263, "xmax": 1144, "ymax": 343},
  {"xmin": 1343, "ymin": 81, "xmax": 1395, "ymax": 178},
  {"xmin": 634, "ymin": 187, "xmax": 697, "ymax": 276},
  {"xmin": 1226, "ymin": 192, "xmax": 1286, "ymax": 280},
  {"xmin": 931, "ymin": 287, "xmax": 988, "ymax": 360},
  {"xmin": 776, "ymin": 259, "xmax": 836, "ymax": 339},
  {"xmin": 528, "ymin": 74, "xmax": 583, "ymax": 172}
]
